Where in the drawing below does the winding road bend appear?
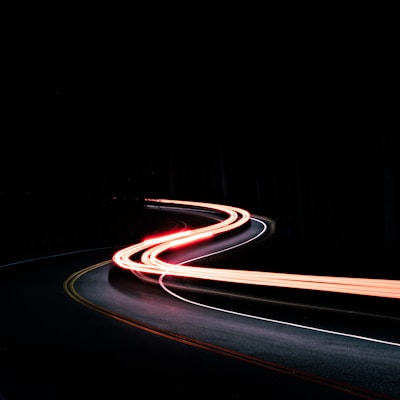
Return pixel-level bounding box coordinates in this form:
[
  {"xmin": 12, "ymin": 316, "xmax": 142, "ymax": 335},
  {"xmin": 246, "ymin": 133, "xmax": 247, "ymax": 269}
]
[{"xmin": 1, "ymin": 199, "xmax": 399, "ymax": 399}]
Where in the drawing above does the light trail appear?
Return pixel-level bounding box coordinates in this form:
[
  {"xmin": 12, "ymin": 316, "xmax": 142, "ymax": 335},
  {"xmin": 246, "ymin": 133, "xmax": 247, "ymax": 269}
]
[{"xmin": 112, "ymin": 199, "xmax": 400, "ymax": 299}]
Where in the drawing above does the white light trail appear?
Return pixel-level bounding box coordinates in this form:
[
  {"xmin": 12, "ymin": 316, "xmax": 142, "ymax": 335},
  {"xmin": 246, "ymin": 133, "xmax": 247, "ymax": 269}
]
[{"xmin": 112, "ymin": 199, "xmax": 400, "ymax": 299}]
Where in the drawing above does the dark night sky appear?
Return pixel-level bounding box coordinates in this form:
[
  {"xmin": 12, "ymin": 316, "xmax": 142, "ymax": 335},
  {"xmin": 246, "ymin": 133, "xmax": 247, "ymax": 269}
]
[{"xmin": 1, "ymin": 17, "xmax": 398, "ymax": 276}]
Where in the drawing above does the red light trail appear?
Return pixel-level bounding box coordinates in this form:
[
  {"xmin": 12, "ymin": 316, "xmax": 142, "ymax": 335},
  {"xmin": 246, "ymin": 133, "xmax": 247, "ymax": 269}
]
[{"xmin": 112, "ymin": 199, "xmax": 400, "ymax": 299}]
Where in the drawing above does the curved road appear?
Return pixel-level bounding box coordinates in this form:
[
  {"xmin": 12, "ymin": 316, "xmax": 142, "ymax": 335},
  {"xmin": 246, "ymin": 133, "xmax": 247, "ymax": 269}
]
[{"xmin": 1, "ymin": 204, "xmax": 399, "ymax": 399}]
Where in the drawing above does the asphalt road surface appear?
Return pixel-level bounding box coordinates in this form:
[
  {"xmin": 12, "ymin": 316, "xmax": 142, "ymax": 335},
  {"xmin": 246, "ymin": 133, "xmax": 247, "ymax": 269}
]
[{"xmin": 1, "ymin": 208, "xmax": 399, "ymax": 400}]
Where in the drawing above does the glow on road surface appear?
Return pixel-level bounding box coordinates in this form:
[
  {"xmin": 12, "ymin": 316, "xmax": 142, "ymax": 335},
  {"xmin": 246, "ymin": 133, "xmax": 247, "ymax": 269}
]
[{"xmin": 112, "ymin": 199, "xmax": 400, "ymax": 299}]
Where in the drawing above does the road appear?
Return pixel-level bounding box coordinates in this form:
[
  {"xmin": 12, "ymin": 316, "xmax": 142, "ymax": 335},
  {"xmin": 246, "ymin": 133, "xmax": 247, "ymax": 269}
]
[{"xmin": 0, "ymin": 202, "xmax": 399, "ymax": 399}]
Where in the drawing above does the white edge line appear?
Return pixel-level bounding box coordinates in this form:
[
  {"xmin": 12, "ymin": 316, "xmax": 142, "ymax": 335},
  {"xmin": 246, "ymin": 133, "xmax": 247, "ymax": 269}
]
[{"xmin": 159, "ymin": 218, "xmax": 400, "ymax": 348}]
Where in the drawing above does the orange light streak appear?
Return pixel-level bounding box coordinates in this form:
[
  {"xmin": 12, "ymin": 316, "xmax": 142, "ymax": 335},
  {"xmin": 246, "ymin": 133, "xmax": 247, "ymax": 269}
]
[{"xmin": 112, "ymin": 199, "xmax": 400, "ymax": 299}]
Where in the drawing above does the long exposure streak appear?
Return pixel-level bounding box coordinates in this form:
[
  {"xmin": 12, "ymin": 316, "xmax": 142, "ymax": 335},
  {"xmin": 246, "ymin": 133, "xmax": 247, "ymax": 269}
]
[{"xmin": 112, "ymin": 199, "xmax": 400, "ymax": 299}]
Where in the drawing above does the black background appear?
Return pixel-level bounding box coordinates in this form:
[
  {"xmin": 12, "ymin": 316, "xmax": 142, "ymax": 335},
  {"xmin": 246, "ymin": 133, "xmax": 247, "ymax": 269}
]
[{"xmin": 1, "ymin": 12, "xmax": 398, "ymax": 277}]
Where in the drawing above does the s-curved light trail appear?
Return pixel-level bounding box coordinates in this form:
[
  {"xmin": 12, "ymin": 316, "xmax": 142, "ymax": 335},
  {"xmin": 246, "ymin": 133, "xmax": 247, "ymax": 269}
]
[{"xmin": 112, "ymin": 199, "xmax": 400, "ymax": 299}]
